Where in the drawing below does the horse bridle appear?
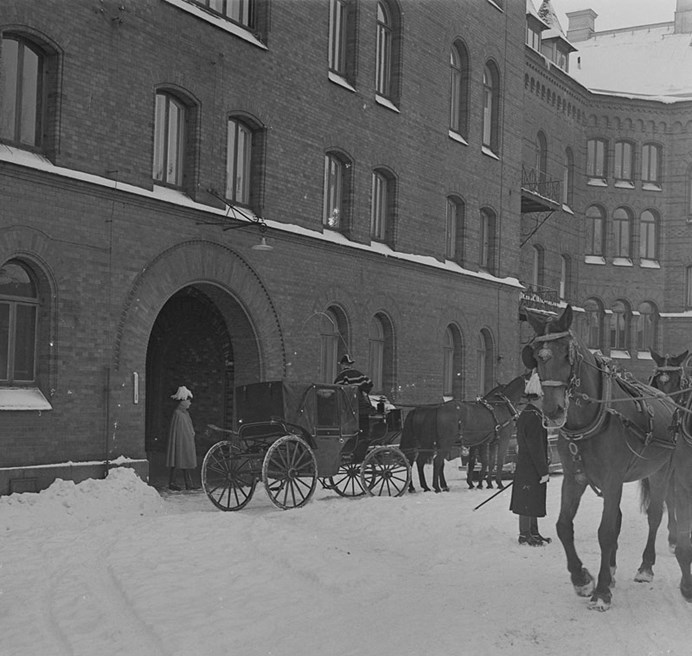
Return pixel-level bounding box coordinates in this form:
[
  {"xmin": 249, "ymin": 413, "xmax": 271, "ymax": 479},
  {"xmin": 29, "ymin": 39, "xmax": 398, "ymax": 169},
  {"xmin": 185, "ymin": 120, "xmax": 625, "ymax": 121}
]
[
  {"xmin": 651, "ymin": 358, "xmax": 690, "ymax": 390},
  {"xmin": 477, "ymin": 392, "xmax": 520, "ymax": 436}
]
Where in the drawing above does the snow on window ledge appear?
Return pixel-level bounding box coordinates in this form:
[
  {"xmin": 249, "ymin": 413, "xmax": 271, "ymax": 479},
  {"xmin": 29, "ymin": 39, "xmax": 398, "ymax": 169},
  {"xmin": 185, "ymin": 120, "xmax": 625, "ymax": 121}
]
[
  {"xmin": 587, "ymin": 178, "xmax": 608, "ymax": 187},
  {"xmin": 640, "ymin": 258, "xmax": 660, "ymax": 269},
  {"xmin": 561, "ymin": 204, "xmax": 574, "ymax": 214},
  {"xmin": 637, "ymin": 351, "xmax": 653, "ymax": 360},
  {"xmin": 0, "ymin": 387, "xmax": 52, "ymax": 411},
  {"xmin": 610, "ymin": 350, "xmax": 631, "ymax": 359},
  {"xmin": 584, "ymin": 255, "xmax": 606, "ymax": 265},
  {"xmin": 642, "ymin": 182, "xmax": 662, "ymax": 192},
  {"xmin": 375, "ymin": 95, "xmax": 400, "ymax": 113},
  {"xmin": 614, "ymin": 180, "xmax": 635, "ymax": 189},
  {"xmin": 481, "ymin": 145, "xmax": 499, "ymax": 160},
  {"xmin": 328, "ymin": 72, "xmax": 356, "ymax": 92},
  {"xmin": 612, "ymin": 257, "xmax": 633, "ymax": 267},
  {"xmin": 448, "ymin": 131, "xmax": 468, "ymax": 146}
]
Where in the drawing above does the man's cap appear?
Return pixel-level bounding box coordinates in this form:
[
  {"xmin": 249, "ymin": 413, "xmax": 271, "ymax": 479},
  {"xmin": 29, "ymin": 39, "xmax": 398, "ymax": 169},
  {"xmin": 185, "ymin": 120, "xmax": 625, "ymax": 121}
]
[{"xmin": 339, "ymin": 354, "xmax": 355, "ymax": 365}]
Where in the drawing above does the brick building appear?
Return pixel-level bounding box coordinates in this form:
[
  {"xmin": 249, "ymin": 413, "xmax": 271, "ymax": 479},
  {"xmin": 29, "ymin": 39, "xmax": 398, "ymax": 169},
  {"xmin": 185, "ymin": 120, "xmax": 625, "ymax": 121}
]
[{"xmin": 0, "ymin": 0, "xmax": 689, "ymax": 493}]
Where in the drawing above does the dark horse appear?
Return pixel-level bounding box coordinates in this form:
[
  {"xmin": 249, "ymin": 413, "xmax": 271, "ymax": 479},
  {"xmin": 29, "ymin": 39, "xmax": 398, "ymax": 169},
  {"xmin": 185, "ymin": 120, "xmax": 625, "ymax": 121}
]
[
  {"xmin": 399, "ymin": 375, "xmax": 525, "ymax": 493},
  {"xmin": 523, "ymin": 305, "xmax": 685, "ymax": 610}
]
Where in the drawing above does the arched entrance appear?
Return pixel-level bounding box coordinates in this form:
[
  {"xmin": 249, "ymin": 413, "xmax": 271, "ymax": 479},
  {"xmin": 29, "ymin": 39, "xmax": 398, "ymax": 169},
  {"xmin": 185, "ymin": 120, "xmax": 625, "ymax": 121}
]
[{"xmin": 144, "ymin": 283, "xmax": 260, "ymax": 488}]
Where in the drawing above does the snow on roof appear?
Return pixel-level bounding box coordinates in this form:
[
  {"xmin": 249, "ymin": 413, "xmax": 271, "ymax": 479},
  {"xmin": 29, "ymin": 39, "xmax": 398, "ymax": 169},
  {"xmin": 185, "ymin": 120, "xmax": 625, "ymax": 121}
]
[{"xmin": 569, "ymin": 22, "xmax": 692, "ymax": 101}]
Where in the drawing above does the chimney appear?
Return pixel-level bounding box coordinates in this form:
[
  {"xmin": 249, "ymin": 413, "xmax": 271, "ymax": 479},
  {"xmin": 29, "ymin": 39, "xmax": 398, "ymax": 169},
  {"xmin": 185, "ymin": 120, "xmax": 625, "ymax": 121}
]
[
  {"xmin": 675, "ymin": 0, "xmax": 692, "ymax": 33},
  {"xmin": 566, "ymin": 9, "xmax": 597, "ymax": 43}
]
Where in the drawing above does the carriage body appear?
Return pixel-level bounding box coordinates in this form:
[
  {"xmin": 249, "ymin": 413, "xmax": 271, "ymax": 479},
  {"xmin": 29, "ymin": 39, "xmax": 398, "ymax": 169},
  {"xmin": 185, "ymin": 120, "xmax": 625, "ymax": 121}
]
[{"xmin": 202, "ymin": 381, "xmax": 410, "ymax": 511}]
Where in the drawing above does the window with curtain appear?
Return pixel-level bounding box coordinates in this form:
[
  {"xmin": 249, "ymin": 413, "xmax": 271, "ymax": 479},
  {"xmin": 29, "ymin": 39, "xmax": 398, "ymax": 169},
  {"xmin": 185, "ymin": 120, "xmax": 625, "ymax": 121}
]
[
  {"xmin": 329, "ymin": 0, "xmax": 348, "ymax": 75},
  {"xmin": 639, "ymin": 210, "xmax": 658, "ymax": 261},
  {"xmin": 153, "ymin": 92, "xmax": 186, "ymax": 187},
  {"xmin": 0, "ymin": 35, "xmax": 43, "ymax": 147},
  {"xmin": 192, "ymin": 0, "xmax": 255, "ymax": 28},
  {"xmin": 642, "ymin": 143, "xmax": 661, "ymax": 185},
  {"xmin": 371, "ymin": 169, "xmax": 395, "ymax": 244},
  {"xmin": 636, "ymin": 301, "xmax": 658, "ymax": 352},
  {"xmin": 226, "ymin": 118, "xmax": 252, "ymax": 204},
  {"xmin": 477, "ymin": 329, "xmax": 494, "ymax": 395},
  {"xmin": 0, "ymin": 261, "xmax": 38, "ymax": 383},
  {"xmin": 323, "ymin": 152, "xmax": 351, "ymax": 230},
  {"xmin": 583, "ymin": 298, "xmax": 603, "ymax": 350},
  {"xmin": 445, "ymin": 196, "xmax": 464, "ymax": 262},
  {"xmin": 585, "ymin": 205, "xmax": 605, "ymax": 256},
  {"xmin": 609, "ymin": 300, "xmax": 630, "ymax": 351},
  {"xmin": 586, "ymin": 138, "xmax": 607, "ymax": 181},
  {"xmin": 482, "ymin": 63, "xmax": 499, "ymax": 152},
  {"xmin": 614, "ymin": 140, "xmax": 633, "ymax": 183},
  {"xmin": 613, "ymin": 207, "xmax": 632, "ymax": 258},
  {"xmin": 449, "ymin": 42, "xmax": 469, "ymax": 138},
  {"xmin": 479, "ymin": 208, "xmax": 496, "ymax": 274},
  {"xmin": 562, "ymin": 148, "xmax": 574, "ymax": 207}
]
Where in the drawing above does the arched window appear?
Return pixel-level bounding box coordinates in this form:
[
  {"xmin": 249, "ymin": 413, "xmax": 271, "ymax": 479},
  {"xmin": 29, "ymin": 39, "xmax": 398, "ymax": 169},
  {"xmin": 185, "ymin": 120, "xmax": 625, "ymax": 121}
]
[
  {"xmin": 613, "ymin": 207, "xmax": 632, "ymax": 258},
  {"xmin": 0, "ymin": 261, "xmax": 39, "ymax": 383},
  {"xmin": 583, "ymin": 297, "xmax": 603, "ymax": 350},
  {"xmin": 639, "ymin": 210, "xmax": 658, "ymax": 261},
  {"xmin": 442, "ymin": 324, "xmax": 463, "ymax": 399},
  {"xmin": 193, "ymin": 0, "xmax": 256, "ymax": 28},
  {"xmin": 482, "ymin": 63, "xmax": 500, "ymax": 152},
  {"xmin": 637, "ymin": 301, "xmax": 658, "ymax": 352},
  {"xmin": 323, "ymin": 151, "xmax": 352, "ymax": 231},
  {"xmin": 642, "ymin": 143, "xmax": 662, "ymax": 186},
  {"xmin": 445, "ymin": 196, "xmax": 464, "ymax": 262},
  {"xmin": 536, "ymin": 131, "xmax": 548, "ymax": 183},
  {"xmin": 586, "ymin": 138, "xmax": 607, "ymax": 181},
  {"xmin": 610, "ymin": 300, "xmax": 631, "ymax": 352},
  {"xmin": 368, "ymin": 313, "xmax": 394, "ymax": 394},
  {"xmin": 320, "ymin": 306, "xmax": 348, "ymax": 383},
  {"xmin": 477, "ymin": 329, "xmax": 494, "ymax": 395},
  {"xmin": 153, "ymin": 92, "xmax": 187, "ymax": 187},
  {"xmin": 0, "ymin": 34, "xmax": 48, "ymax": 148},
  {"xmin": 614, "ymin": 140, "xmax": 634, "ymax": 183},
  {"xmin": 560, "ymin": 254, "xmax": 571, "ymax": 300},
  {"xmin": 329, "ymin": 0, "xmax": 356, "ymax": 81},
  {"xmin": 226, "ymin": 118, "xmax": 252, "ymax": 204},
  {"xmin": 479, "ymin": 208, "xmax": 497, "ymax": 274},
  {"xmin": 449, "ymin": 42, "xmax": 469, "ymax": 138},
  {"xmin": 375, "ymin": 1, "xmax": 401, "ymax": 102},
  {"xmin": 563, "ymin": 147, "xmax": 574, "ymax": 207},
  {"xmin": 585, "ymin": 205, "xmax": 605, "ymax": 256}
]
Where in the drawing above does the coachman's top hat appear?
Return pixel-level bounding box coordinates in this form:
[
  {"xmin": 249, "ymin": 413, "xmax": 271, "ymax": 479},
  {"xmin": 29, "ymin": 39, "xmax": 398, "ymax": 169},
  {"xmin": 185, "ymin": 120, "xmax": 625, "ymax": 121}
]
[{"xmin": 339, "ymin": 354, "xmax": 355, "ymax": 366}]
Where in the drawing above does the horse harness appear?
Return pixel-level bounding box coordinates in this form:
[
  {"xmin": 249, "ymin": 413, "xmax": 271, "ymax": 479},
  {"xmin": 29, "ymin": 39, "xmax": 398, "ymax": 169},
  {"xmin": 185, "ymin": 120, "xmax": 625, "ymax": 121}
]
[
  {"xmin": 532, "ymin": 328, "xmax": 679, "ymax": 496},
  {"xmin": 474, "ymin": 393, "xmax": 521, "ymax": 443}
]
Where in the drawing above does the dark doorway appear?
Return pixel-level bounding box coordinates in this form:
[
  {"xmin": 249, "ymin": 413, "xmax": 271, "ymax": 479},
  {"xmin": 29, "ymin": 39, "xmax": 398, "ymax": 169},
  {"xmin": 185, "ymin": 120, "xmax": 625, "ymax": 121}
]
[{"xmin": 145, "ymin": 287, "xmax": 234, "ymax": 488}]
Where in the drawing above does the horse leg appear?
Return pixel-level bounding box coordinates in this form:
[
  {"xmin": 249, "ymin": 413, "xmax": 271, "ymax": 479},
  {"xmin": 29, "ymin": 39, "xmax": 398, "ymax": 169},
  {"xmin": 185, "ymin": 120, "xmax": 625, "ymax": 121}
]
[
  {"xmin": 673, "ymin": 474, "xmax": 692, "ymax": 601},
  {"xmin": 483, "ymin": 443, "xmax": 493, "ymax": 489},
  {"xmin": 437, "ymin": 451, "xmax": 449, "ymax": 492},
  {"xmin": 417, "ymin": 457, "xmax": 430, "ymax": 492},
  {"xmin": 666, "ymin": 485, "xmax": 677, "ymax": 553},
  {"xmin": 588, "ymin": 486, "xmax": 624, "ymax": 611},
  {"xmin": 556, "ymin": 473, "xmax": 594, "ymax": 599},
  {"xmin": 636, "ymin": 471, "xmax": 669, "ymax": 583},
  {"xmin": 495, "ymin": 433, "xmax": 509, "ymax": 489},
  {"xmin": 467, "ymin": 448, "xmax": 476, "ymax": 489}
]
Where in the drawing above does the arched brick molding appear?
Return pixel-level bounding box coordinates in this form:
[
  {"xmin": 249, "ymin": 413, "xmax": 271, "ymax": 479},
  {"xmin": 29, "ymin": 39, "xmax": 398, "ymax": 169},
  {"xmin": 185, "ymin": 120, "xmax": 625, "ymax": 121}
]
[{"xmin": 113, "ymin": 240, "xmax": 286, "ymax": 379}]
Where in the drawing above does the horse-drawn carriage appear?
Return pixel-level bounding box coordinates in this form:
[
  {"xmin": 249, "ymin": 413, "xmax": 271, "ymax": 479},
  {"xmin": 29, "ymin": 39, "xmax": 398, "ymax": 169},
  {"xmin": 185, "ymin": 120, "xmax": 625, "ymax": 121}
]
[{"xmin": 201, "ymin": 380, "xmax": 411, "ymax": 511}]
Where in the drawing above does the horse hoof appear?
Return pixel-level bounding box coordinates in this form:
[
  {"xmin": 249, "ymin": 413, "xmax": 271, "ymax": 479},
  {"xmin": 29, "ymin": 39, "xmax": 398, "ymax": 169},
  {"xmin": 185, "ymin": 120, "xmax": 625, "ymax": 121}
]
[
  {"xmin": 680, "ymin": 580, "xmax": 692, "ymax": 601},
  {"xmin": 442, "ymin": 487, "xmax": 449, "ymax": 492},
  {"xmin": 587, "ymin": 595, "xmax": 611, "ymax": 612},
  {"xmin": 573, "ymin": 568, "xmax": 595, "ymax": 597},
  {"xmin": 634, "ymin": 568, "xmax": 653, "ymax": 583}
]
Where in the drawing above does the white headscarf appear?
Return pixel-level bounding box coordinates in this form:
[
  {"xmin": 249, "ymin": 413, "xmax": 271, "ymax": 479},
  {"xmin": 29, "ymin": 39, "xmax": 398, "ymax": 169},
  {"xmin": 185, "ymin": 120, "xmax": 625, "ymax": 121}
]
[
  {"xmin": 524, "ymin": 369, "xmax": 544, "ymax": 398},
  {"xmin": 171, "ymin": 386, "xmax": 193, "ymax": 401}
]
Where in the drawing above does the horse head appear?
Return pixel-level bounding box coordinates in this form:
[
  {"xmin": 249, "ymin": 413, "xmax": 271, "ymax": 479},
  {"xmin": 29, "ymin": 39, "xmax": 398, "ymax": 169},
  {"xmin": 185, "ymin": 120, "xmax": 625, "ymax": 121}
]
[
  {"xmin": 650, "ymin": 349, "xmax": 690, "ymax": 397},
  {"xmin": 522, "ymin": 305, "xmax": 575, "ymax": 428}
]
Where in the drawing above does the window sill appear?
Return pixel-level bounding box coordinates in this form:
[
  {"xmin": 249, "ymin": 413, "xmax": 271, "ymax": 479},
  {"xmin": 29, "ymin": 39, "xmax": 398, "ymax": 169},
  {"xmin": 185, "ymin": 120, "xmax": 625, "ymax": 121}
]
[
  {"xmin": 587, "ymin": 178, "xmax": 608, "ymax": 187},
  {"xmin": 561, "ymin": 204, "xmax": 574, "ymax": 214},
  {"xmin": 584, "ymin": 255, "xmax": 606, "ymax": 265},
  {"xmin": 485, "ymin": 0, "xmax": 504, "ymax": 11},
  {"xmin": 614, "ymin": 180, "xmax": 635, "ymax": 189},
  {"xmin": 448, "ymin": 131, "xmax": 468, "ymax": 146},
  {"xmin": 481, "ymin": 145, "xmax": 499, "ymax": 160},
  {"xmin": 610, "ymin": 350, "xmax": 631, "ymax": 359},
  {"xmin": 642, "ymin": 182, "xmax": 662, "ymax": 192},
  {"xmin": 0, "ymin": 387, "xmax": 52, "ymax": 411},
  {"xmin": 637, "ymin": 351, "xmax": 653, "ymax": 360},
  {"xmin": 375, "ymin": 95, "xmax": 400, "ymax": 113},
  {"xmin": 612, "ymin": 257, "xmax": 633, "ymax": 267},
  {"xmin": 640, "ymin": 258, "xmax": 660, "ymax": 269},
  {"xmin": 328, "ymin": 72, "xmax": 356, "ymax": 92},
  {"xmin": 162, "ymin": 0, "xmax": 267, "ymax": 49}
]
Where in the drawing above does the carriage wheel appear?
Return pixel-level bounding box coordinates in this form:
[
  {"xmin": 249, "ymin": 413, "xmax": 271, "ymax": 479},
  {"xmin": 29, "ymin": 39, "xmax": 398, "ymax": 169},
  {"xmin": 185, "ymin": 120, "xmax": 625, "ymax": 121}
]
[
  {"xmin": 201, "ymin": 441, "xmax": 256, "ymax": 511},
  {"xmin": 360, "ymin": 446, "xmax": 411, "ymax": 497},
  {"xmin": 262, "ymin": 435, "xmax": 318, "ymax": 510},
  {"xmin": 329, "ymin": 462, "xmax": 366, "ymax": 497}
]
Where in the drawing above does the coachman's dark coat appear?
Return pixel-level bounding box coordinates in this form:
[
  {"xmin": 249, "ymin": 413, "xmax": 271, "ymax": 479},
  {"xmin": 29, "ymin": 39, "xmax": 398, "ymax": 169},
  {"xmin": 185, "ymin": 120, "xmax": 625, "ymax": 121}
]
[{"xmin": 509, "ymin": 403, "xmax": 549, "ymax": 518}]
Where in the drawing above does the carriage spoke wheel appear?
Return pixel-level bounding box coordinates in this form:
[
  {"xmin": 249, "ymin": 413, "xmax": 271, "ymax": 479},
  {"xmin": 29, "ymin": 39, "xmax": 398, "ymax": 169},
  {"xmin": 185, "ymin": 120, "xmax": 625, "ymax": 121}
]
[
  {"xmin": 360, "ymin": 446, "xmax": 411, "ymax": 497},
  {"xmin": 329, "ymin": 462, "xmax": 366, "ymax": 497},
  {"xmin": 262, "ymin": 435, "xmax": 318, "ymax": 510},
  {"xmin": 202, "ymin": 441, "xmax": 257, "ymax": 511}
]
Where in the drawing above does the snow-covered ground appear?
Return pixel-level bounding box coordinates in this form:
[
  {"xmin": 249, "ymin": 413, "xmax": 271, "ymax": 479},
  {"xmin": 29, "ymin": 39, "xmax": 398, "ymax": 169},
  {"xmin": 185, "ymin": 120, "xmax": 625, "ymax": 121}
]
[{"xmin": 1, "ymin": 463, "xmax": 690, "ymax": 656}]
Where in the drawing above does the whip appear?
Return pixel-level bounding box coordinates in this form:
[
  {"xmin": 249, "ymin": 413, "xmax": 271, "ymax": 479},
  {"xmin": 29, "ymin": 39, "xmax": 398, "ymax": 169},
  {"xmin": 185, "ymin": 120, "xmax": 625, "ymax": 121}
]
[{"xmin": 472, "ymin": 480, "xmax": 513, "ymax": 511}]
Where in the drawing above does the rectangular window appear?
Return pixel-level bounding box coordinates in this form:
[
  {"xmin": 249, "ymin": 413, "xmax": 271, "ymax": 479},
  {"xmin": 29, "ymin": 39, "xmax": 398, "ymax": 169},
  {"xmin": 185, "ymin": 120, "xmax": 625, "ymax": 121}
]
[
  {"xmin": 153, "ymin": 93, "xmax": 185, "ymax": 187},
  {"xmin": 371, "ymin": 173, "xmax": 388, "ymax": 241},
  {"xmin": 376, "ymin": 22, "xmax": 391, "ymax": 97},
  {"xmin": 193, "ymin": 0, "xmax": 254, "ymax": 27},
  {"xmin": 445, "ymin": 200, "xmax": 457, "ymax": 260},
  {"xmin": 614, "ymin": 218, "xmax": 630, "ymax": 258},
  {"xmin": 687, "ymin": 268, "xmax": 692, "ymax": 308},
  {"xmin": 642, "ymin": 144, "xmax": 660, "ymax": 184},
  {"xmin": 587, "ymin": 138, "xmax": 607, "ymax": 180},
  {"xmin": 614, "ymin": 141, "xmax": 633, "ymax": 182},
  {"xmin": 13, "ymin": 304, "xmax": 36, "ymax": 381},
  {"xmin": 0, "ymin": 303, "xmax": 9, "ymax": 380},
  {"xmin": 323, "ymin": 155, "xmax": 343, "ymax": 229}
]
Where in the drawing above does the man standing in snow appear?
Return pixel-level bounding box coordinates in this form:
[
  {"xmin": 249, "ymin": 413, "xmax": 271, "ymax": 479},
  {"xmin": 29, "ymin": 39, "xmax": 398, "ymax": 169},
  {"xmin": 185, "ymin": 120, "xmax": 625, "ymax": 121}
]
[
  {"xmin": 166, "ymin": 385, "xmax": 199, "ymax": 491},
  {"xmin": 510, "ymin": 371, "xmax": 551, "ymax": 546}
]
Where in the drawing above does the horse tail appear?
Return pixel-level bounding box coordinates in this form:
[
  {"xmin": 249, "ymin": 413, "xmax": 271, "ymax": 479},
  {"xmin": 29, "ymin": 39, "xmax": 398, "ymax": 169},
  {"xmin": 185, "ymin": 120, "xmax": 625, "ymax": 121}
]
[
  {"xmin": 399, "ymin": 410, "xmax": 418, "ymax": 459},
  {"xmin": 640, "ymin": 477, "xmax": 651, "ymax": 513}
]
